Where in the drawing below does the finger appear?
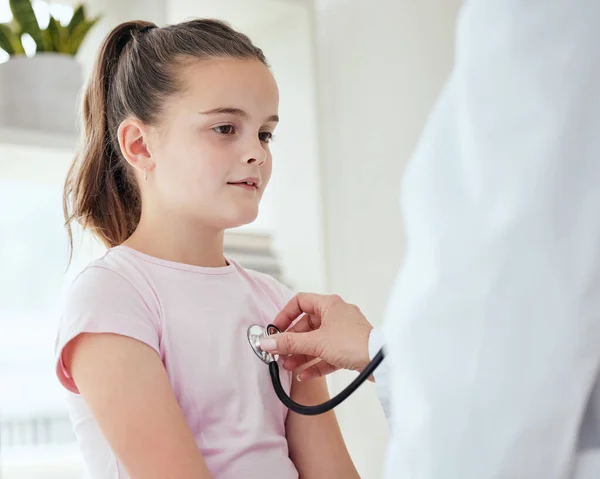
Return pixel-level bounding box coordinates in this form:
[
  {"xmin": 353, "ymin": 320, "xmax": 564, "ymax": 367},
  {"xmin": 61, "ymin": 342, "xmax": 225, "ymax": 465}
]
[
  {"xmin": 271, "ymin": 293, "xmax": 326, "ymax": 332},
  {"xmin": 297, "ymin": 361, "xmax": 338, "ymax": 382},
  {"xmin": 286, "ymin": 314, "xmax": 319, "ymax": 334},
  {"xmin": 282, "ymin": 353, "xmax": 316, "ymax": 371},
  {"xmin": 259, "ymin": 330, "xmax": 322, "ymax": 357}
]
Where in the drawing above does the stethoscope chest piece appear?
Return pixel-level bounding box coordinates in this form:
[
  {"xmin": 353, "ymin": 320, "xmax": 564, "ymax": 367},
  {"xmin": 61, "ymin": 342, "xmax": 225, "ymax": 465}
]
[
  {"xmin": 248, "ymin": 321, "xmax": 386, "ymax": 416},
  {"xmin": 247, "ymin": 324, "xmax": 281, "ymax": 364}
]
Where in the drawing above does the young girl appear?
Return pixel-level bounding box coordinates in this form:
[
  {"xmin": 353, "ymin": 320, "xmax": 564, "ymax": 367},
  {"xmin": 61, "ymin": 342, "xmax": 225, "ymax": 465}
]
[{"xmin": 55, "ymin": 18, "xmax": 359, "ymax": 479}]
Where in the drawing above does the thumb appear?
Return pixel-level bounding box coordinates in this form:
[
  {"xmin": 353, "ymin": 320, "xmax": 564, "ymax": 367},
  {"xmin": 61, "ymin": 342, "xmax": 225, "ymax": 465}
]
[{"xmin": 260, "ymin": 331, "xmax": 320, "ymax": 357}]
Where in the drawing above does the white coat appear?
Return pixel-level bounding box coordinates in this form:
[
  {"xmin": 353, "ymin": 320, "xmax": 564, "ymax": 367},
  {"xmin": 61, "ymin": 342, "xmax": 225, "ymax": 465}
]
[{"xmin": 370, "ymin": 0, "xmax": 600, "ymax": 477}]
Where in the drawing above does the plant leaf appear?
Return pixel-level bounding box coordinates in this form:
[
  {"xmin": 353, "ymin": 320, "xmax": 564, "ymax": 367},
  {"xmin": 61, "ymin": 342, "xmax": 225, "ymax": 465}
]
[
  {"xmin": 0, "ymin": 22, "xmax": 24, "ymax": 55},
  {"xmin": 47, "ymin": 16, "xmax": 63, "ymax": 52},
  {"xmin": 67, "ymin": 4, "xmax": 85, "ymax": 35},
  {"xmin": 0, "ymin": 24, "xmax": 13, "ymax": 54},
  {"xmin": 69, "ymin": 15, "xmax": 100, "ymax": 55},
  {"xmin": 41, "ymin": 26, "xmax": 52, "ymax": 51},
  {"xmin": 9, "ymin": 0, "xmax": 45, "ymax": 52}
]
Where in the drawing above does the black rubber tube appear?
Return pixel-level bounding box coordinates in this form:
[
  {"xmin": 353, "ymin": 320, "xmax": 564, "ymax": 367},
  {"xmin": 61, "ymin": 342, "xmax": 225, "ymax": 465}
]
[{"xmin": 268, "ymin": 348, "xmax": 385, "ymax": 416}]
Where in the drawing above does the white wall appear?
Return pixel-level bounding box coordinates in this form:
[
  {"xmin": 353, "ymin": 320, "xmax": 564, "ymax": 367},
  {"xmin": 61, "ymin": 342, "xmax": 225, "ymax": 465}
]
[{"xmin": 313, "ymin": 0, "xmax": 463, "ymax": 477}]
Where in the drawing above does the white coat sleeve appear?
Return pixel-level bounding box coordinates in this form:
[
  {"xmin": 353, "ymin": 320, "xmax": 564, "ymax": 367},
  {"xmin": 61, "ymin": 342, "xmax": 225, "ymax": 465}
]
[
  {"xmin": 383, "ymin": 0, "xmax": 600, "ymax": 478},
  {"xmin": 369, "ymin": 327, "xmax": 391, "ymax": 420}
]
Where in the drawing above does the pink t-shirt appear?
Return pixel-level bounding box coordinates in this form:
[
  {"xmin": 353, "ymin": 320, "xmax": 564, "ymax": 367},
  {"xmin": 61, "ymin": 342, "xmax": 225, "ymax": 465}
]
[{"xmin": 55, "ymin": 245, "xmax": 297, "ymax": 479}]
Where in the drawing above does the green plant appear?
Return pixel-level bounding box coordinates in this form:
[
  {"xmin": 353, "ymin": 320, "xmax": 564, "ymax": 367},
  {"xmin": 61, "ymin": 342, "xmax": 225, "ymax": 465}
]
[{"xmin": 0, "ymin": 0, "xmax": 100, "ymax": 57}]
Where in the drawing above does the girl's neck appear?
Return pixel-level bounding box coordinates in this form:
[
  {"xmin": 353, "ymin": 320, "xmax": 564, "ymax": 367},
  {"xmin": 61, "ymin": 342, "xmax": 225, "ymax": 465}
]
[{"xmin": 122, "ymin": 214, "xmax": 227, "ymax": 268}]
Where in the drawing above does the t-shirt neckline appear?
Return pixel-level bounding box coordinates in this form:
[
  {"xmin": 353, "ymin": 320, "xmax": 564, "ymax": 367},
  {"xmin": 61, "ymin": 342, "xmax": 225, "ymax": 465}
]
[{"xmin": 113, "ymin": 245, "xmax": 236, "ymax": 275}]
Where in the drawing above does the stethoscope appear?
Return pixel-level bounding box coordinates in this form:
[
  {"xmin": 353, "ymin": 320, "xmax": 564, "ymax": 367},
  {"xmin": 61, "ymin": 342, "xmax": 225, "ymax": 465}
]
[{"xmin": 248, "ymin": 323, "xmax": 385, "ymax": 416}]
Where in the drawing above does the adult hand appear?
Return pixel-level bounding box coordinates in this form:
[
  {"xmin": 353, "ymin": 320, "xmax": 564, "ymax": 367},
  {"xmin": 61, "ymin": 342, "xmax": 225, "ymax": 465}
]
[{"xmin": 260, "ymin": 293, "xmax": 374, "ymax": 381}]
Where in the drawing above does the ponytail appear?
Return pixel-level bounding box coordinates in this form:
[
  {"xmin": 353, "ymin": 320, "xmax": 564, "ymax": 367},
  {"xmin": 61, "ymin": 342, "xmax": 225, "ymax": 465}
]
[
  {"xmin": 63, "ymin": 18, "xmax": 268, "ymax": 264},
  {"xmin": 63, "ymin": 21, "xmax": 155, "ymax": 261}
]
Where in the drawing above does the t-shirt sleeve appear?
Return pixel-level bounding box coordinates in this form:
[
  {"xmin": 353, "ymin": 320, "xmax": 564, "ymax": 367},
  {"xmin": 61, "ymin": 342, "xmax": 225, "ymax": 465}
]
[{"xmin": 55, "ymin": 265, "xmax": 161, "ymax": 394}]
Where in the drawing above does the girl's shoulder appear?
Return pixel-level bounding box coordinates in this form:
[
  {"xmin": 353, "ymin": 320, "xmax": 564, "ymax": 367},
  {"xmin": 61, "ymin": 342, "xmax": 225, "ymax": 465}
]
[
  {"xmin": 56, "ymin": 248, "xmax": 163, "ymax": 394},
  {"xmin": 62, "ymin": 247, "xmax": 162, "ymax": 329},
  {"xmin": 67, "ymin": 246, "xmax": 158, "ymax": 301}
]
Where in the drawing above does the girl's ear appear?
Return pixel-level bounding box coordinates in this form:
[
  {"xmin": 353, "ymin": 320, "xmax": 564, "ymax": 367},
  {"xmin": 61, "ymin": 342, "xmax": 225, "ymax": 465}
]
[{"xmin": 118, "ymin": 118, "xmax": 155, "ymax": 175}]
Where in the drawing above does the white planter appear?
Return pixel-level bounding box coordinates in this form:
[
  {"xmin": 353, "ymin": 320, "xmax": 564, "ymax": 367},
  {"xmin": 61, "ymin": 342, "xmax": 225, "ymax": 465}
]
[{"xmin": 0, "ymin": 53, "xmax": 82, "ymax": 135}]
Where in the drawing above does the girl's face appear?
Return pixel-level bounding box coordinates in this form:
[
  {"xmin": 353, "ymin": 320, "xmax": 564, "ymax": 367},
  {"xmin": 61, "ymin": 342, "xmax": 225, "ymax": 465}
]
[{"xmin": 143, "ymin": 58, "xmax": 279, "ymax": 231}]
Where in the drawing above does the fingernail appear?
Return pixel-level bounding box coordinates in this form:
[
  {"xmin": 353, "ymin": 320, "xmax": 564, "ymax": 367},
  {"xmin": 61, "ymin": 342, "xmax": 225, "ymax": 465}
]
[
  {"xmin": 259, "ymin": 338, "xmax": 277, "ymax": 351},
  {"xmin": 296, "ymin": 374, "xmax": 302, "ymax": 382}
]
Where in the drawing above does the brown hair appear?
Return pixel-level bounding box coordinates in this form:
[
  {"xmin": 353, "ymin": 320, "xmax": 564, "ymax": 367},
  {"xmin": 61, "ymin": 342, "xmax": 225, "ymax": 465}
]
[{"xmin": 63, "ymin": 19, "xmax": 267, "ymax": 259}]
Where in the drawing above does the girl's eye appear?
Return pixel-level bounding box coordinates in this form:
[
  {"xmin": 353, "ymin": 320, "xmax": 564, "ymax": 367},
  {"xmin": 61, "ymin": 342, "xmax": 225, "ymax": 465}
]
[
  {"xmin": 214, "ymin": 125, "xmax": 235, "ymax": 135},
  {"xmin": 259, "ymin": 131, "xmax": 273, "ymax": 143}
]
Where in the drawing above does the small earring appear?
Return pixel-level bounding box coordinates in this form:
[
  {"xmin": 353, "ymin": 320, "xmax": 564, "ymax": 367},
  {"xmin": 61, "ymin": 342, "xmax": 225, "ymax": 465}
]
[{"xmin": 144, "ymin": 169, "xmax": 148, "ymax": 181}]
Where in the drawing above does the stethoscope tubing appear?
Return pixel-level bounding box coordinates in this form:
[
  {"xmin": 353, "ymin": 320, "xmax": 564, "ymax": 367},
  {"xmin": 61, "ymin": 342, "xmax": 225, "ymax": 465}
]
[{"xmin": 268, "ymin": 347, "xmax": 385, "ymax": 416}]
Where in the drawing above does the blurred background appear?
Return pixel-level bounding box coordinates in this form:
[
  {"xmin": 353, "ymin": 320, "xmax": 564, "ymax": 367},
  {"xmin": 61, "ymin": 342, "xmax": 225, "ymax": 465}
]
[{"xmin": 0, "ymin": 0, "xmax": 463, "ymax": 477}]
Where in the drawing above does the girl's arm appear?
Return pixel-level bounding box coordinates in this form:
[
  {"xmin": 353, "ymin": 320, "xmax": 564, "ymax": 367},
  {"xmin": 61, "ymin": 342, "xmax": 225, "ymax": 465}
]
[
  {"xmin": 64, "ymin": 332, "xmax": 213, "ymax": 479},
  {"xmin": 286, "ymin": 375, "xmax": 360, "ymax": 478}
]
